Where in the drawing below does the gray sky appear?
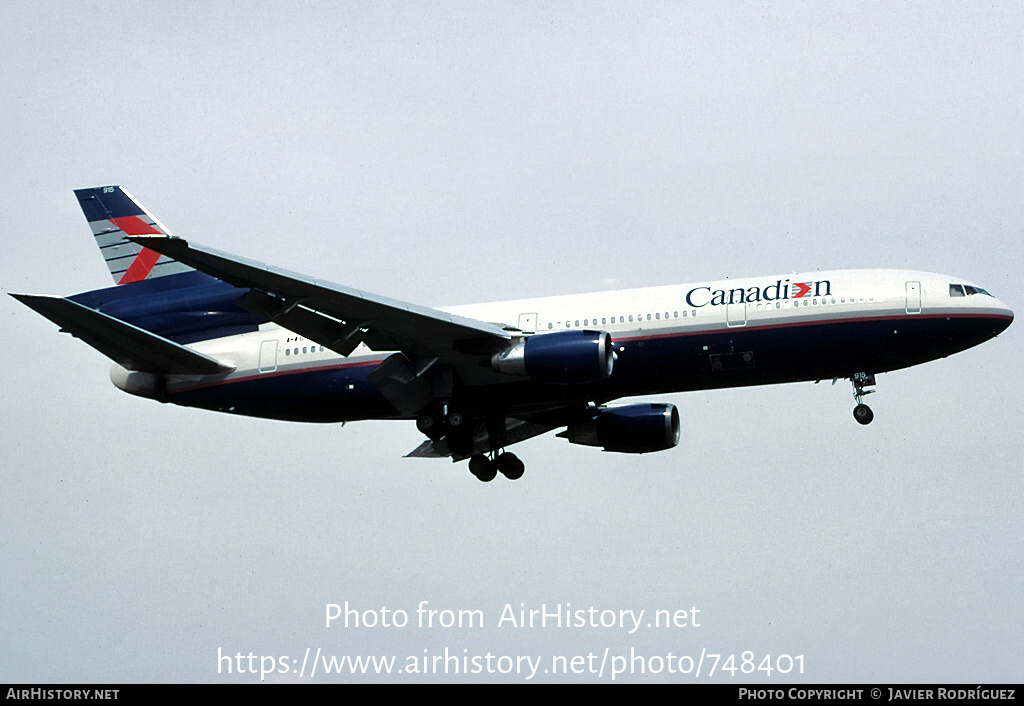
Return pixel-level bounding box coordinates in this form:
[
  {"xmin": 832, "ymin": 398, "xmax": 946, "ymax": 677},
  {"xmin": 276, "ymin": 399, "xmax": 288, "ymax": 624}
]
[{"xmin": 2, "ymin": 1, "xmax": 1021, "ymax": 683}]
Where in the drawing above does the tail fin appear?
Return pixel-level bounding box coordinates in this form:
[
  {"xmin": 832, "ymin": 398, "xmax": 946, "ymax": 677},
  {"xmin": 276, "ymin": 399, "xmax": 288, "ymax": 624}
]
[{"xmin": 75, "ymin": 186, "xmax": 194, "ymax": 285}]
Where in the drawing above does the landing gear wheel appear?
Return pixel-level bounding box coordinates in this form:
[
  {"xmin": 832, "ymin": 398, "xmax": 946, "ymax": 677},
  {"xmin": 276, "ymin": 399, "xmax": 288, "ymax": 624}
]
[
  {"xmin": 416, "ymin": 412, "xmax": 445, "ymax": 440},
  {"xmin": 853, "ymin": 403, "xmax": 874, "ymax": 425},
  {"xmin": 468, "ymin": 454, "xmax": 497, "ymax": 482},
  {"xmin": 850, "ymin": 373, "xmax": 877, "ymax": 426},
  {"xmin": 446, "ymin": 410, "xmax": 465, "ymax": 429},
  {"xmin": 495, "ymin": 453, "xmax": 525, "ymax": 480}
]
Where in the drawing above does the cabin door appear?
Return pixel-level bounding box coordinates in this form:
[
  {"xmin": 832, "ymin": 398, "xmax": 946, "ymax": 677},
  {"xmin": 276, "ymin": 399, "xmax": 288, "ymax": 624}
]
[
  {"xmin": 726, "ymin": 300, "xmax": 746, "ymax": 327},
  {"xmin": 259, "ymin": 339, "xmax": 278, "ymax": 373},
  {"xmin": 905, "ymin": 281, "xmax": 921, "ymax": 314}
]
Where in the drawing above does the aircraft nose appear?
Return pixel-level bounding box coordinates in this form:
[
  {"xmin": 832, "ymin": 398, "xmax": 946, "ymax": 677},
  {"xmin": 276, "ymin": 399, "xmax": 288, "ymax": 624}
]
[
  {"xmin": 1000, "ymin": 307, "xmax": 1013, "ymax": 331},
  {"xmin": 993, "ymin": 300, "xmax": 1013, "ymax": 334}
]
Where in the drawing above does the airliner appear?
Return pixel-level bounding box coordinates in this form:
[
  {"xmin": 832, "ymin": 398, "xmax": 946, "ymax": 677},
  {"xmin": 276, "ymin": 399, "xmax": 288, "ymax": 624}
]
[{"xmin": 12, "ymin": 187, "xmax": 1014, "ymax": 481}]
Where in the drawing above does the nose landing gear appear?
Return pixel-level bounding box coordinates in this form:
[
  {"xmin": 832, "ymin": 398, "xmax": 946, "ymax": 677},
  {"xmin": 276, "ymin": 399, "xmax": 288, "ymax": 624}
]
[{"xmin": 851, "ymin": 372, "xmax": 876, "ymax": 425}]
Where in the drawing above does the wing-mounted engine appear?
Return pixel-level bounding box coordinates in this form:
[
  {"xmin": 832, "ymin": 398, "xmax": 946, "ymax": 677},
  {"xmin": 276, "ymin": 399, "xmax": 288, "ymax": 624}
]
[
  {"xmin": 491, "ymin": 330, "xmax": 615, "ymax": 384},
  {"xmin": 558, "ymin": 403, "xmax": 680, "ymax": 453}
]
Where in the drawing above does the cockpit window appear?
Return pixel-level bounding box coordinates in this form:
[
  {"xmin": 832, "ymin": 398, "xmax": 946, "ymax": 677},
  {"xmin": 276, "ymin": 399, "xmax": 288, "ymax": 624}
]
[{"xmin": 950, "ymin": 283, "xmax": 992, "ymax": 297}]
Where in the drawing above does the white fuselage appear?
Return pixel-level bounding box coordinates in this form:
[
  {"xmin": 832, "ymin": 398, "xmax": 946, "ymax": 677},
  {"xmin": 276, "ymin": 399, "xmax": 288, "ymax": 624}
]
[{"xmin": 158, "ymin": 269, "xmax": 1009, "ymax": 395}]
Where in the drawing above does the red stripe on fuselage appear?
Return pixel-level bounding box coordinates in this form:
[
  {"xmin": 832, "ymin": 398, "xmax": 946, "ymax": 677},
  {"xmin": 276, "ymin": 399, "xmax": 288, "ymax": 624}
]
[
  {"xmin": 612, "ymin": 311, "xmax": 1012, "ymax": 343},
  {"xmin": 168, "ymin": 312, "xmax": 1011, "ymax": 392},
  {"xmin": 170, "ymin": 359, "xmax": 384, "ymax": 393}
]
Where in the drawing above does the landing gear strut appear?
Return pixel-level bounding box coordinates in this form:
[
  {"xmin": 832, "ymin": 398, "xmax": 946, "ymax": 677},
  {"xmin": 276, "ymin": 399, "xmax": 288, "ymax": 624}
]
[
  {"xmin": 851, "ymin": 372, "xmax": 875, "ymax": 425},
  {"xmin": 468, "ymin": 451, "xmax": 525, "ymax": 482},
  {"xmin": 417, "ymin": 405, "xmax": 526, "ymax": 481}
]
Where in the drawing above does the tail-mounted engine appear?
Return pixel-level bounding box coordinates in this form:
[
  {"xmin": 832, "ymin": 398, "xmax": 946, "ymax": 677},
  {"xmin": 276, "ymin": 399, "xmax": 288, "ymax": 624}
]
[{"xmin": 491, "ymin": 330, "xmax": 615, "ymax": 384}]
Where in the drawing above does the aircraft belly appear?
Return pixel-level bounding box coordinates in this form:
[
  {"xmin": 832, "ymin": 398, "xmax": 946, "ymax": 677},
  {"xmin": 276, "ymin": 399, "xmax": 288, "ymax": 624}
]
[
  {"xmin": 165, "ymin": 364, "xmax": 396, "ymax": 422},
  {"xmin": 621, "ymin": 314, "xmax": 1010, "ymax": 392}
]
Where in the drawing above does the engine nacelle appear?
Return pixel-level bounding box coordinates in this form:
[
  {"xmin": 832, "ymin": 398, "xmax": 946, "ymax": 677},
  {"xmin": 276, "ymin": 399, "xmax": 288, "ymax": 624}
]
[
  {"xmin": 559, "ymin": 403, "xmax": 680, "ymax": 454},
  {"xmin": 491, "ymin": 330, "xmax": 614, "ymax": 384}
]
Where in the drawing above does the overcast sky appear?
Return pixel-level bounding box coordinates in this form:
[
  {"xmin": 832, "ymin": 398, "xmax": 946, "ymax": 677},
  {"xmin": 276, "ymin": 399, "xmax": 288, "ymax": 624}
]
[{"xmin": 2, "ymin": 1, "xmax": 1021, "ymax": 683}]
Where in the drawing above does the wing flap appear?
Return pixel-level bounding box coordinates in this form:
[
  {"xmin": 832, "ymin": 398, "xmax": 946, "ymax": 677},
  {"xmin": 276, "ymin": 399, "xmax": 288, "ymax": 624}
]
[
  {"xmin": 11, "ymin": 293, "xmax": 234, "ymax": 375},
  {"xmin": 233, "ymin": 288, "xmax": 367, "ymax": 357}
]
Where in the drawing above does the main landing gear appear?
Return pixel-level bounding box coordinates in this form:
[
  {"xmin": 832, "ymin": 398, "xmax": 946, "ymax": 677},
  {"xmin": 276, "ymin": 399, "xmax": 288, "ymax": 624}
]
[
  {"xmin": 468, "ymin": 451, "xmax": 525, "ymax": 483},
  {"xmin": 851, "ymin": 372, "xmax": 876, "ymax": 425},
  {"xmin": 417, "ymin": 405, "xmax": 526, "ymax": 481}
]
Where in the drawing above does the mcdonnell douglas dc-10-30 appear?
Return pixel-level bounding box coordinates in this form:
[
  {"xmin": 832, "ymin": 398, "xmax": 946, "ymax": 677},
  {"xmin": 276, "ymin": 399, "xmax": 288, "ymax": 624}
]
[{"xmin": 12, "ymin": 187, "xmax": 1014, "ymax": 481}]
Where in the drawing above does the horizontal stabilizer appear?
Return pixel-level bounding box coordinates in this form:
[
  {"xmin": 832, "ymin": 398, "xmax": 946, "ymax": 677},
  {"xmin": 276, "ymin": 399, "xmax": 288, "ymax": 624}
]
[{"xmin": 10, "ymin": 293, "xmax": 234, "ymax": 375}]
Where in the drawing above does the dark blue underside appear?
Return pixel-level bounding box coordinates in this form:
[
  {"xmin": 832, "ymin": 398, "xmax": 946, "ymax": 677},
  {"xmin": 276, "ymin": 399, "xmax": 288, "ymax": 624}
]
[
  {"xmin": 70, "ymin": 272, "xmax": 262, "ymax": 343},
  {"xmin": 167, "ymin": 314, "xmax": 1009, "ymax": 423}
]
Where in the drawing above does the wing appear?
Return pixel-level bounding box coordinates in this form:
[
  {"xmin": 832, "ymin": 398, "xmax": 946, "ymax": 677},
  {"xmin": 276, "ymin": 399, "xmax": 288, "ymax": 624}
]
[
  {"xmin": 128, "ymin": 237, "xmax": 512, "ymax": 363},
  {"xmin": 10, "ymin": 293, "xmax": 233, "ymax": 375}
]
